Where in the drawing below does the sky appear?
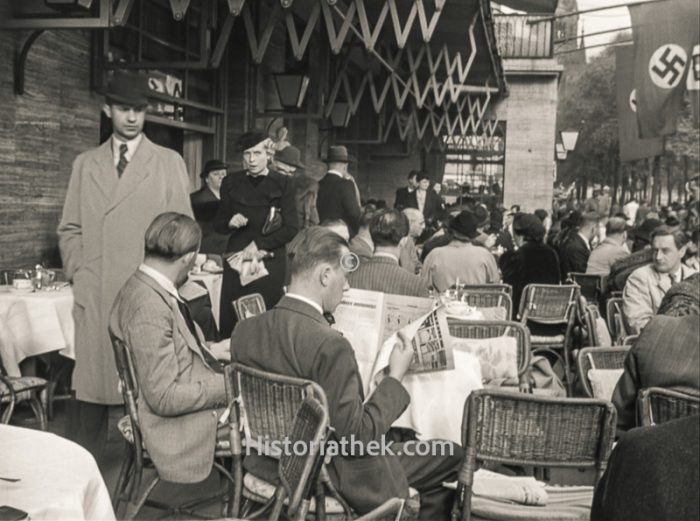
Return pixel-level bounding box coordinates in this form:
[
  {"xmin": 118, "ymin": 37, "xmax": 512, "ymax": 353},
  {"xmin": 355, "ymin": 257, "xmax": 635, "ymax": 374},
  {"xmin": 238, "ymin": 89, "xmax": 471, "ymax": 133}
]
[{"xmin": 577, "ymin": 0, "xmax": 634, "ymax": 59}]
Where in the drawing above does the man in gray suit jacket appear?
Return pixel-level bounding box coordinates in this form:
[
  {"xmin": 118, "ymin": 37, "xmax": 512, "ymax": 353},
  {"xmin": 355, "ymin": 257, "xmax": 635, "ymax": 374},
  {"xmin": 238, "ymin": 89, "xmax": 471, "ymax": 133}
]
[
  {"xmin": 231, "ymin": 227, "xmax": 461, "ymax": 520},
  {"xmin": 612, "ymin": 314, "xmax": 699, "ymax": 431},
  {"xmin": 349, "ymin": 208, "xmax": 430, "ymax": 297},
  {"xmin": 110, "ymin": 213, "xmax": 229, "ymax": 483}
]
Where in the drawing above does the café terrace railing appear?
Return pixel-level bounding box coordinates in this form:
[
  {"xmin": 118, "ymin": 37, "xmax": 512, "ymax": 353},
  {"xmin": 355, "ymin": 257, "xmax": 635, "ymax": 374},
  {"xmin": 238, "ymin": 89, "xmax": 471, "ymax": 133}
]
[{"xmin": 494, "ymin": 14, "xmax": 553, "ymax": 59}]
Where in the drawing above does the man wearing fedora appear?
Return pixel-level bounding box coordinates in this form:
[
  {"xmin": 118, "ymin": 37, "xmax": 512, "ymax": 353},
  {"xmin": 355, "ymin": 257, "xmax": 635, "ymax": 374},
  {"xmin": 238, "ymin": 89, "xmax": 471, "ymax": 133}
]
[
  {"xmin": 58, "ymin": 70, "xmax": 192, "ymax": 461},
  {"xmin": 317, "ymin": 145, "xmax": 362, "ymax": 235},
  {"xmin": 190, "ymin": 159, "xmax": 229, "ymax": 255},
  {"xmin": 421, "ymin": 211, "xmax": 500, "ymax": 292},
  {"xmin": 214, "ymin": 131, "xmax": 299, "ymax": 337},
  {"xmin": 272, "ymin": 145, "xmax": 320, "ymax": 229}
]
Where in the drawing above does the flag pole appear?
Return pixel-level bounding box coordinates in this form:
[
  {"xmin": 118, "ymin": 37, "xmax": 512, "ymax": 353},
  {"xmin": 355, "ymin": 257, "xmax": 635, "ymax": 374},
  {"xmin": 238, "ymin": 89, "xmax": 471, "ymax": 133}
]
[
  {"xmin": 528, "ymin": 0, "xmax": 670, "ymax": 23},
  {"xmin": 555, "ymin": 40, "xmax": 633, "ymax": 55}
]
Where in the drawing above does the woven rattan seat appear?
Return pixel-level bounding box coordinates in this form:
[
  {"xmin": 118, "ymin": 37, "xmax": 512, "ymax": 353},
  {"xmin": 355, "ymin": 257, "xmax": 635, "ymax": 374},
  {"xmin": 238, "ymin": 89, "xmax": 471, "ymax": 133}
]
[
  {"xmin": 0, "ymin": 363, "xmax": 47, "ymax": 429},
  {"xmin": 637, "ymin": 387, "xmax": 700, "ymax": 426},
  {"xmin": 451, "ymin": 389, "xmax": 616, "ymax": 521}
]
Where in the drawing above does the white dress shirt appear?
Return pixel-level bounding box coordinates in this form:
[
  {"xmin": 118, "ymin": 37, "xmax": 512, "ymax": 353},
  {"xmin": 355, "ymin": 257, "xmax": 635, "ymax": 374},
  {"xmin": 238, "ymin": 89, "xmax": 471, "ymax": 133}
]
[
  {"xmin": 285, "ymin": 293, "xmax": 324, "ymax": 316},
  {"xmin": 138, "ymin": 264, "xmax": 181, "ymax": 301},
  {"xmin": 112, "ymin": 133, "xmax": 143, "ymax": 167}
]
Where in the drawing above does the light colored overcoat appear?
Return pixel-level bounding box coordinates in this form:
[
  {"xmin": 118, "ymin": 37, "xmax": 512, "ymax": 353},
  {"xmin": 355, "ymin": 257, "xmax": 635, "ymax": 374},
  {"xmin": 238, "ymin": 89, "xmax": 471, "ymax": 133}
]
[{"xmin": 58, "ymin": 135, "xmax": 192, "ymax": 404}]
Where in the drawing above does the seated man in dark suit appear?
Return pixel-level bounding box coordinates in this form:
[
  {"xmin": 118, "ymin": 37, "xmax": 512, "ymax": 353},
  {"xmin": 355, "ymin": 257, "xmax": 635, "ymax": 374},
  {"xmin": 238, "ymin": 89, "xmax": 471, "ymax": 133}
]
[
  {"xmin": 348, "ymin": 208, "xmax": 430, "ymax": 297},
  {"xmin": 110, "ymin": 212, "xmax": 230, "ymax": 484},
  {"xmin": 230, "ymin": 227, "xmax": 461, "ymax": 520},
  {"xmin": 394, "ymin": 170, "xmax": 418, "ymax": 210},
  {"xmin": 558, "ymin": 211, "xmax": 598, "ymax": 281},
  {"xmin": 612, "ymin": 314, "xmax": 699, "ymax": 431},
  {"xmin": 591, "ymin": 416, "xmax": 699, "ymax": 521}
]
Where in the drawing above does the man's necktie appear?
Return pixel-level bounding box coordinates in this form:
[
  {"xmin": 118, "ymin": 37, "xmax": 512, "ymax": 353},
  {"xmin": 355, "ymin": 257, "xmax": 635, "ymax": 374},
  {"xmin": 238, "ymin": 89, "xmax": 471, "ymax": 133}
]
[
  {"xmin": 323, "ymin": 312, "xmax": 335, "ymax": 326},
  {"xmin": 176, "ymin": 299, "xmax": 223, "ymax": 373},
  {"xmin": 117, "ymin": 143, "xmax": 129, "ymax": 178}
]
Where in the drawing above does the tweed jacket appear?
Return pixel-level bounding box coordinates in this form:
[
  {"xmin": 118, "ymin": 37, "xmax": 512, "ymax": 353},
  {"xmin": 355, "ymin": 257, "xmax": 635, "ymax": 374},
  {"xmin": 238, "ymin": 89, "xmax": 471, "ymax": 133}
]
[
  {"xmin": 110, "ymin": 270, "xmax": 227, "ymax": 483},
  {"xmin": 348, "ymin": 254, "xmax": 430, "ymax": 297},
  {"xmin": 612, "ymin": 315, "xmax": 700, "ymax": 431},
  {"xmin": 230, "ymin": 296, "xmax": 412, "ymax": 514},
  {"xmin": 622, "ymin": 263, "xmax": 697, "ymax": 333},
  {"xmin": 316, "ymin": 173, "xmax": 362, "ymax": 234},
  {"xmin": 591, "ymin": 416, "xmax": 700, "ymax": 521},
  {"xmin": 422, "ymin": 241, "xmax": 500, "ymax": 292},
  {"xmin": 585, "ymin": 237, "xmax": 630, "ymax": 277},
  {"xmin": 58, "ymin": 135, "xmax": 192, "ymax": 404}
]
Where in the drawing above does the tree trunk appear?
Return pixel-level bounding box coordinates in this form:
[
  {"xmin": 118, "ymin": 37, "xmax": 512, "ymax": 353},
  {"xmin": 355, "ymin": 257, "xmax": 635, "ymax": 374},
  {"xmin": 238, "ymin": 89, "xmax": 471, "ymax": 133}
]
[
  {"xmin": 683, "ymin": 155, "xmax": 689, "ymax": 203},
  {"xmin": 650, "ymin": 156, "xmax": 661, "ymax": 210},
  {"xmin": 666, "ymin": 156, "xmax": 674, "ymax": 205}
]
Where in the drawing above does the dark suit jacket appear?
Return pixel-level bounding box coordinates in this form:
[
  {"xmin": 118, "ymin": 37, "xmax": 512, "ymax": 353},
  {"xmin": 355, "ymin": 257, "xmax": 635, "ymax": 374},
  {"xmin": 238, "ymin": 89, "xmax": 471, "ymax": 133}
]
[
  {"xmin": 190, "ymin": 186, "xmax": 228, "ymax": 255},
  {"xmin": 591, "ymin": 416, "xmax": 699, "ymax": 521},
  {"xmin": 348, "ymin": 255, "xmax": 430, "ymax": 297},
  {"xmin": 612, "ymin": 314, "xmax": 700, "ymax": 431},
  {"xmin": 405, "ymin": 189, "xmax": 444, "ymax": 223},
  {"xmin": 559, "ymin": 232, "xmax": 590, "ymax": 281},
  {"xmin": 499, "ymin": 240, "xmax": 561, "ymax": 318},
  {"xmin": 394, "ymin": 187, "xmax": 412, "ymax": 210},
  {"xmin": 110, "ymin": 270, "xmax": 226, "ymax": 483},
  {"xmin": 230, "ymin": 296, "xmax": 412, "ymax": 514},
  {"xmin": 317, "ymin": 173, "xmax": 361, "ymax": 234}
]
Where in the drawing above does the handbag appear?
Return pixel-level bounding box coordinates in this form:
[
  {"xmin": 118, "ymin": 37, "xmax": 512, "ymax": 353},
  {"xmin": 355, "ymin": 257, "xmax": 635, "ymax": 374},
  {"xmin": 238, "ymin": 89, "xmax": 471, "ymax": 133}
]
[{"xmin": 261, "ymin": 205, "xmax": 282, "ymax": 236}]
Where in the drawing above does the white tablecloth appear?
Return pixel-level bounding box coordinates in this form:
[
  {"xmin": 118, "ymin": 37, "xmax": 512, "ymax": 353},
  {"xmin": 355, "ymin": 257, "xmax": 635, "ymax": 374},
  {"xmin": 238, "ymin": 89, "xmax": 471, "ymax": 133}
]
[
  {"xmin": 188, "ymin": 272, "xmax": 223, "ymax": 327},
  {"xmin": 0, "ymin": 424, "xmax": 115, "ymax": 521},
  {"xmin": 0, "ymin": 286, "xmax": 75, "ymax": 377}
]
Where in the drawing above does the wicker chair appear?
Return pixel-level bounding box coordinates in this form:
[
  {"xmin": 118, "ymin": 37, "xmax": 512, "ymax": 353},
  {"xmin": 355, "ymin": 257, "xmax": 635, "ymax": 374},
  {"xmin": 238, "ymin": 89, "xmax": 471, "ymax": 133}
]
[
  {"xmin": 447, "ymin": 319, "xmax": 531, "ymax": 392},
  {"xmin": 233, "ymin": 293, "xmax": 267, "ymax": 322},
  {"xmin": 224, "ymin": 363, "xmax": 418, "ymax": 520},
  {"xmin": 519, "ymin": 284, "xmax": 579, "ymax": 395},
  {"xmin": 109, "ymin": 330, "xmax": 234, "ymax": 520},
  {"xmin": 637, "ymin": 387, "xmax": 700, "ymax": 427},
  {"xmin": 567, "ymin": 273, "xmax": 605, "ymax": 305},
  {"xmin": 0, "ymin": 353, "xmax": 48, "ymax": 429},
  {"xmin": 463, "ymin": 292, "xmax": 512, "ymax": 322},
  {"xmin": 451, "ymin": 389, "xmax": 617, "ymax": 521},
  {"xmin": 458, "ymin": 283, "xmax": 512, "ymax": 299},
  {"xmin": 581, "ymin": 302, "xmax": 613, "ymax": 347},
  {"xmin": 576, "ymin": 346, "xmax": 630, "ymax": 398},
  {"xmin": 605, "ymin": 297, "xmax": 630, "ymax": 345}
]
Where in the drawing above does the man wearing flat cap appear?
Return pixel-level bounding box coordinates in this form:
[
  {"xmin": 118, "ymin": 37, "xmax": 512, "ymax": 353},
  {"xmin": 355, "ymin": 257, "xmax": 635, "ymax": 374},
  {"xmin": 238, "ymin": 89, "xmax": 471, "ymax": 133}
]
[
  {"xmin": 317, "ymin": 145, "xmax": 362, "ymax": 235},
  {"xmin": 190, "ymin": 159, "xmax": 229, "ymax": 255},
  {"xmin": 58, "ymin": 70, "xmax": 192, "ymax": 461},
  {"xmin": 272, "ymin": 145, "xmax": 319, "ymax": 229},
  {"xmin": 214, "ymin": 131, "xmax": 299, "ymax": 337},
  {"xmin": 421, "ymin": 211, "xmax": 500, "ymax": 292}
]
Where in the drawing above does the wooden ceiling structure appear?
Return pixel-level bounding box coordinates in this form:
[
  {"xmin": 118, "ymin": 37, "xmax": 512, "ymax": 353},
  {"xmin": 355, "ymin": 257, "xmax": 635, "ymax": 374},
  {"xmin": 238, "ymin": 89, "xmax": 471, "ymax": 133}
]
[{"xmin": 2, "ymin": 0, "xmax": 508, "ymax": 151}]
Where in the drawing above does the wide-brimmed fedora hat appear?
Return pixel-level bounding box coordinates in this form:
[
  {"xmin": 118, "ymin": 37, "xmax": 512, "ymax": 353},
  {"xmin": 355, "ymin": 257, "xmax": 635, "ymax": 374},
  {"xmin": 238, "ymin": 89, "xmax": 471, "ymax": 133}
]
[
  {"xmin": 449, "ymin": 211, "xmax": 479, "ymax": 239},
  {"xmin": 324, "ymin": 145, "xmax": 350, "ymax": 163},
  {"xmin": 275, "ymin": 145, "xmax": 306, "ymax": 169},
  {"xmin": 104, "ymin": 71, "xmax": 149, "ymax": 107},
  {"xmin": 200, "ymin": 159, "xmax": 228, "ymax": 179}
]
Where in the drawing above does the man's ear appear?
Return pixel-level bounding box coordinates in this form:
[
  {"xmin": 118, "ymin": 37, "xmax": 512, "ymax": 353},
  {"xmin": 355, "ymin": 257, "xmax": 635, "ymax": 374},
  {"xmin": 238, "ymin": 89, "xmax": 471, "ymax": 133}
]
[
  {"xmin": 102, "ymin": 104, "xmax": 113, "ymax": 119},
  {"xmin": 182, "ymin": 251, "xmax": 197, "ymax": 265},
  {"xmin": 679, "ymin": 245, "xmax": 689, "ymax": 258},
  {"xmin": 318, "ymin": 264, "xmax": 331, "ymax": 287}
]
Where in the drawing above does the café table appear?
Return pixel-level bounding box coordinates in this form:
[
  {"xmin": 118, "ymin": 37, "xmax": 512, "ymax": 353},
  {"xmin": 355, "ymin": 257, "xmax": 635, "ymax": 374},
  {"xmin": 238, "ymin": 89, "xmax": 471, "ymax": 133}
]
[
  {"xmin": 0, "ymin": 424, "xmax": 115, "ymax": 521},
  {"xmin": 0, "ymin": 285, "xmax": 75, "ymax": 377}
]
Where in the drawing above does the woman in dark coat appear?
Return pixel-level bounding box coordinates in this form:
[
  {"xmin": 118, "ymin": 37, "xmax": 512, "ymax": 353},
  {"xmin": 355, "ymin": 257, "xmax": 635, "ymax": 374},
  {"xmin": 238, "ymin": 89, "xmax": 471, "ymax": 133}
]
[
  {"xmin": 499, "ymin": 213, "xmax": 561, "ymax": 318},
  {"xmin": 214, "ymin": 132, "xmax": 299, "ymax": 336}
]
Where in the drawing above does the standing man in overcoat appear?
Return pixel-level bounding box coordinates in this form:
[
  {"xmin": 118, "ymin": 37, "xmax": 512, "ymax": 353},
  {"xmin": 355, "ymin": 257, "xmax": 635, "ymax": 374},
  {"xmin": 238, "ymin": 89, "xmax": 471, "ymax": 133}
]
[
  {"xmin": 214, "ymin": 132, "xmax": 299, "ymax": 337},
  {"xmin": 57, "ymin": 71, "xmax": 192, "ymax": 461}
]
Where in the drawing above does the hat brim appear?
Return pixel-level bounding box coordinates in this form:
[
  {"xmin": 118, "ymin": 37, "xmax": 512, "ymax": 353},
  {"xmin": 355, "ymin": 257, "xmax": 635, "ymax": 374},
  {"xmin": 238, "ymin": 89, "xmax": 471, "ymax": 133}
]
[
  {"xmin": 277, "ymin": 159, "xmax": 306, "ymax": 169},
  {"xmin": 450, "ymin": 226, "xmax": 479, "ymax": 240},
  {"xmin": 105, "ymin": 93, "xmax": 149, "ymax": 108},
  {"xmin": 323, "ymin": 157, "xmax": 349, "ymax": 163}
]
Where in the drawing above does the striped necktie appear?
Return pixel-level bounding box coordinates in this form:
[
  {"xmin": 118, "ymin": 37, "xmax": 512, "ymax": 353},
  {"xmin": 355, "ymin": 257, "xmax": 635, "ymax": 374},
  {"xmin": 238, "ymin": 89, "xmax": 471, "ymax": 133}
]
[{"xmin": 117, "ymin": 143, "xmax": 129, "ymax": 178}]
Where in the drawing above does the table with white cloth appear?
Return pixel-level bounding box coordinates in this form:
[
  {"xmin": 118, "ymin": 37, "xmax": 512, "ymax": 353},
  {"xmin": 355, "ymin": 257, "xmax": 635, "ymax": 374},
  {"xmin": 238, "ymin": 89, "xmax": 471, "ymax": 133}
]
[
  {"xmin": 0, "ymin": 286, "xmax": 75, "ymax": 377},
  {"xmin": 0, "ymin": 424, "xmax": 115, "ymax": 521}
]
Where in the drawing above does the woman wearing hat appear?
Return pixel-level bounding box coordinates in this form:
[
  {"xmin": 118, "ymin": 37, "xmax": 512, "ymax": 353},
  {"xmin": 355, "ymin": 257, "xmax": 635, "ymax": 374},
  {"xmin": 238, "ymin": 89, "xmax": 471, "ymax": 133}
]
[
  {"xmin": 214, "ymin": 132, "xmax": 299, "ymax": 336},
  {"xmin": 499, "ymin": 213, "xmax": 561, "ymax": 317},
  {"xmin": 190, "ymin": 159, "xmax": 229, "ymax": 254}
]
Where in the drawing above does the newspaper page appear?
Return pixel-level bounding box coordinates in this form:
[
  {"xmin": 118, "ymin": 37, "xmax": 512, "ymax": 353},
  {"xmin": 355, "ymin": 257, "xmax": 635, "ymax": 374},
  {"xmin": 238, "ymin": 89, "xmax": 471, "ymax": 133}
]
[
  {"xmin": 332, "ymin": 289, "xmax": 385, "ymax": 394},
  {"xmin": 407, "ymin": 307, "xmax": 455, "ymax": 374},
  {"xmin": 380, "ymin": 294, "xmax": 435, "ymax": 343}
]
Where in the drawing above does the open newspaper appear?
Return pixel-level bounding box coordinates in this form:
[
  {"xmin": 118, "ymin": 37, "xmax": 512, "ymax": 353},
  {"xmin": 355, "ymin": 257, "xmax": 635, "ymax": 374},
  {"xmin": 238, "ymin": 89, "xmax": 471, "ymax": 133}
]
[{"xmin": 333, "ymin": 289, "xmax": 454, "ymax": 394}]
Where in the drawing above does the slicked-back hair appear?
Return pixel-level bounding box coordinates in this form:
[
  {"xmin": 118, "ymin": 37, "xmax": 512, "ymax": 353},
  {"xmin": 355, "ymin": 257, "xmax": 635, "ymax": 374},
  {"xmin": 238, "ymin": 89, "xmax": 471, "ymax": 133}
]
[
  {"xmin": 606, "ymin": 217, "xmax": 627, "ymax": 236},
  {"xmin": 651, "ymin": 226, "xmax": 689, "ymax": 249},
  {"xmin": 407, "ymin": 170, "xmax": 419, "ymax": 180},
  {"xmin": 370, "ymin": 208, "xmax": 409, "ymax": 247},
  {"xmin": 144, "ymin": 212, "xmax": 201, "ymax": 261},
  {"xmin": 416, "ymin": 170, "xmax": 431, "ymax": 182},
  {"xmin": 288, "ymin": 226, "xmax": 348, "ymax": 278}
]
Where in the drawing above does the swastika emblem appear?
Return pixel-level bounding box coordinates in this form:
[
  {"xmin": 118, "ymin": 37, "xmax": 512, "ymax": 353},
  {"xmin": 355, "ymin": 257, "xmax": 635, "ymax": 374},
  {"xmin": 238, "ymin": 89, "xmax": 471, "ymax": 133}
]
[
  {"xmin": 649, "ymin": 44, "xmax": 687, "ymax": 89},
  {"xmin": 688, "ymin": 44, "xmax": 699, "ymax": 91},
  {"xmin": 629, "ymin": 89, "xmax": 637, "ymax": 112}
]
